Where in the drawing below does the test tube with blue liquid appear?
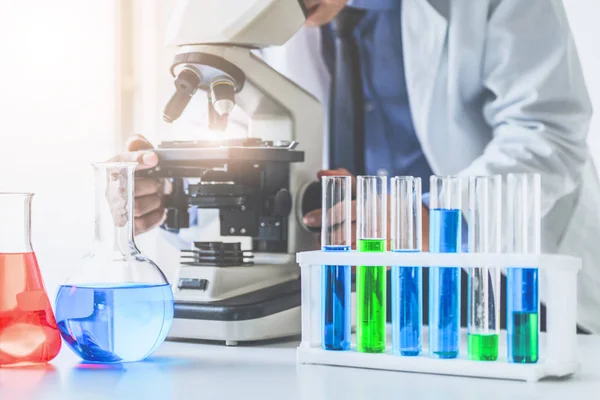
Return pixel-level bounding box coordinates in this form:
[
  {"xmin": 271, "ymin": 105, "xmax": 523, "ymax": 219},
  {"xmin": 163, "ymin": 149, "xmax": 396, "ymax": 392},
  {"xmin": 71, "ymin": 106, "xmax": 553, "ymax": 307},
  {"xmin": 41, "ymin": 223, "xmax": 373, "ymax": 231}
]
[
  {"xmin": 321, "ymin": 176, "xmax": 352, "ymax": 350},
  {"xmin": 391, "ymin": 176, "xmax": 422, "ymax": 356},
  {"xmin": 429, "ymin": 176, "xmax": 461, "ymax": 359},
  {"xmin": 507, "ymin": 173, "xmax": 540, "ymax": 363},
  {"xmin": 356, "ymin": 176, "xmax": 387, "ymax": 353},
  {"xmin": 467, "ymin": 176, "xmax": 502, "ymax": 361}
]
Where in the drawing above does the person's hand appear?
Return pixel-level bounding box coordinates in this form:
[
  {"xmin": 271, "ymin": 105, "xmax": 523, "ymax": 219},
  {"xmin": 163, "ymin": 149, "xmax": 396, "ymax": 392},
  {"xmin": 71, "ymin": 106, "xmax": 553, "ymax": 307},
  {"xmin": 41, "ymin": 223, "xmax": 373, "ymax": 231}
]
[
  {"xmin": 303, "ymin": 168, "xmax": 431, "ymax": 251},
  {"xmin": 304, "ymin": 0, "xmax": 349, "ymax": 26},
  {"xmin": 303, "ymin": 168, "xmax": 358, "ymax": 246},
  {"xmin": 110, "ymin": 134, "xmax": 171, "ymax": 235}
]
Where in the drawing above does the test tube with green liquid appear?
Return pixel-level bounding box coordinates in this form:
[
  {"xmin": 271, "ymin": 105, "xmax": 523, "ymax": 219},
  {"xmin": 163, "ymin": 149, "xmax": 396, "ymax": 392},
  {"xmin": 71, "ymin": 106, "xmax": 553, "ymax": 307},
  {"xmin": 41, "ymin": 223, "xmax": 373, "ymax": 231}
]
[
  {"xmin": 356, "ymin": 176, "xmax": 387, "ymax": 353},
  {"xmin": 467, "ymin": 176, "xmax": 502, "ymax": 361},
  {"xmin": 507, "ymin": 173, "xmax": 540, "ymax": 364}
]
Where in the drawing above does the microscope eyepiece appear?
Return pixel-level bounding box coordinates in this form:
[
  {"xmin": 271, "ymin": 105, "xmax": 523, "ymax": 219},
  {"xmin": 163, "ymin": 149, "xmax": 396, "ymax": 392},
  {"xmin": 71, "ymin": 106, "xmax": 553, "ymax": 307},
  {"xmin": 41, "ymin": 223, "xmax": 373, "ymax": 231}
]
[{"xmin": 163, "ymin": 68, "xmax": 202, "ymax": 123}]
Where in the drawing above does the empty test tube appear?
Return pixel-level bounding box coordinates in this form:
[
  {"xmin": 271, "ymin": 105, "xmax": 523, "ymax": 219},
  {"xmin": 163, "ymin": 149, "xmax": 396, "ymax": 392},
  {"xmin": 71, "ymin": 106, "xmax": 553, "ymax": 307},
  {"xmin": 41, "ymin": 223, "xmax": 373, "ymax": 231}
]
[
  {"xmin": 467, "ymin": 176, "xmax": 502, "ymax": 361},
  {"xmin": 429, "ymin": 176, "xmax": 462, "ymax": 359},
  {"xmin": 391, "ymin": 176, "xmax": 422, "ymax": 356},
  {"xmin": 507, "ymin": 173, "xmax": 541, "ymax": 364},
  {"xmin": 356, "ymin": 176, "xmax": 387, "ymax": 353},
  {"xmin": 321, "ymin": 176, "xmax": 352, "ymax": 351}
]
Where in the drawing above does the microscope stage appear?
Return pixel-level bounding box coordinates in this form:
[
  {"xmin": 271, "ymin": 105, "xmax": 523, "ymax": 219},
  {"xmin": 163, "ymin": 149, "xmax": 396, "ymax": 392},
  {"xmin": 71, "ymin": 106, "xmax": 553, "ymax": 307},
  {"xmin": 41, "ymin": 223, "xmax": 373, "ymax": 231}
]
[
  {"xmin": 154, "ymin": 146, "xmax": 303, "ymax": 163},
  {"xmin": 142, "ymin": 140, "xmax": 304, "ymax": 178}
]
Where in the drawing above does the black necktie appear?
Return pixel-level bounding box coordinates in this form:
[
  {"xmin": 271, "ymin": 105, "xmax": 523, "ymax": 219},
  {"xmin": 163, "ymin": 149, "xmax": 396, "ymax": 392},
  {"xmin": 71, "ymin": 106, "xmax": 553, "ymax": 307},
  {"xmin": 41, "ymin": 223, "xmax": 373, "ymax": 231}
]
[{"xmin": 327, "ymin": 8, "xmax": 366, "ymax": 176}]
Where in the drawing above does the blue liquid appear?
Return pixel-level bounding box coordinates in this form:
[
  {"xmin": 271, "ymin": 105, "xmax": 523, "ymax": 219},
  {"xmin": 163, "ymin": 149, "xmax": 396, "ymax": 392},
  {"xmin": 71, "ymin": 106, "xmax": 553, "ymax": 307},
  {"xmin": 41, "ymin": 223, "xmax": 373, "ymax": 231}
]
[
  {"xmin": 55, "ymin": 283, "xmax": 174, "ymax": 363},
  {"xmin": 429, "ymin": 208, "xmax": 461, "ymax": 359},
  {"xmin": 321, "ymin": 245, "xmax": 351, "ymax": 351},
  {"xmin": 391, "ymin": 250, "xmax": 422, "ymax": 356},
  {"xmin": 507, "ymin": 268, "xmax": 539, "ymax": 363}
]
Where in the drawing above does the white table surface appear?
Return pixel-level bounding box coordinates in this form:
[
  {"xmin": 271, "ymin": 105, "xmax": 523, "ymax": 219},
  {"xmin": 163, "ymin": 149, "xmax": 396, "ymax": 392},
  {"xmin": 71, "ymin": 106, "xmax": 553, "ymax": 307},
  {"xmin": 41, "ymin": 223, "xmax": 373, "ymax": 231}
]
[{"xmin": 1, "ymin": 335, "xmax": 599, "ymax": 400}]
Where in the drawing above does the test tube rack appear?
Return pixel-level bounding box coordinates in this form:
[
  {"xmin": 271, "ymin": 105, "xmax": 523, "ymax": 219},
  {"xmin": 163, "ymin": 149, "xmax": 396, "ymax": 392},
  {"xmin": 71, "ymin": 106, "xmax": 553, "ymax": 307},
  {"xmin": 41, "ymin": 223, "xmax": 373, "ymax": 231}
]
[{"xmin": 296, "ymin": 251, "xmax": 581, "ymax": 382}]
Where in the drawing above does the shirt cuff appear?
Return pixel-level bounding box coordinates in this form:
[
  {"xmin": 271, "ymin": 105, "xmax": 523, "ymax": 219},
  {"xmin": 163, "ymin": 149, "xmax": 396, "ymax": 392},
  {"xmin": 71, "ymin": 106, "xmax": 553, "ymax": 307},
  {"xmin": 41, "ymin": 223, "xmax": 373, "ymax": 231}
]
[
  {"xmin": 347, "ymin": 0, "xmax": 399, "ymax": 10},
  {"xmin": 422, "ymin": 192, "xmax": 469, "ymax": 253}
]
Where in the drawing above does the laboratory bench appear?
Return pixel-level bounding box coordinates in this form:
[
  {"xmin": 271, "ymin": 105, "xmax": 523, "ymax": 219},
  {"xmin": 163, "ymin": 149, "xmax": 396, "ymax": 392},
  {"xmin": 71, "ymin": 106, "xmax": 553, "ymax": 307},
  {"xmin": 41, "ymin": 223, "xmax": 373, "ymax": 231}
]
[{"xmin": 1, "ymin": 334, "xmax": 599, "ymax": 400}]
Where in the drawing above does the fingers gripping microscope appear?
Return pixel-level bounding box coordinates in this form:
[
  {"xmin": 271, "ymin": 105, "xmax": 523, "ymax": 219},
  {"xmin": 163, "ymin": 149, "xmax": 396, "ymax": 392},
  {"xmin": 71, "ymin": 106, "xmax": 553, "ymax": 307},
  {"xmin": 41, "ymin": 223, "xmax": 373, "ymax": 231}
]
[{"xmin": 143, "ymin": 0, "xmax": 324, "ymax": 345}]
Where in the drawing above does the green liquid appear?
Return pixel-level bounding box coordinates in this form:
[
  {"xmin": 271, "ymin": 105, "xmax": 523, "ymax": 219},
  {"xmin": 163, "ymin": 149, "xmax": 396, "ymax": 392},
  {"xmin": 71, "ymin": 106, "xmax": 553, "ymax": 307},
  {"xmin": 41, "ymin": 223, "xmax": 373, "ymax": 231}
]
[
  {"xmin": 512, "ymin": 312, "xmax": 539, "ymax": 363},
  {"xmin": 468, "ymin": 334, "xmax": 499, "ymax": 361},
  {"xmin": 356, "ymin": 239, "xmax": 386, "ymax": 353}
]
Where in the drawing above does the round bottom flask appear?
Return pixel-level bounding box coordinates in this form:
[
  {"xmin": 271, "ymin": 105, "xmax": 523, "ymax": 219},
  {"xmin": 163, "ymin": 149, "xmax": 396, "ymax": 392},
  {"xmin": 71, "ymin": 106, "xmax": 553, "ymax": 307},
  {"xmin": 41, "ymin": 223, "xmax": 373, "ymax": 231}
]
[{"xmin": 55, "ymin": 162, "xmax": 174, "ymax": 363}]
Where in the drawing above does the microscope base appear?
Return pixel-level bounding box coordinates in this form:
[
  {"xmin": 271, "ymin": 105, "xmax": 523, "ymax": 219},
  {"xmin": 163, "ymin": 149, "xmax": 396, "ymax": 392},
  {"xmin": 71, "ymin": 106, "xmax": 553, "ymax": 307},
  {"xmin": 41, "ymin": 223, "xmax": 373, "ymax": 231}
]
[
  {"xmin": 168, "ymin": 307, "xmax": 300, "ymax": 345},
  {"xmin": 167, "ymin": 279, "xmax": 301, "ymax": 344}
]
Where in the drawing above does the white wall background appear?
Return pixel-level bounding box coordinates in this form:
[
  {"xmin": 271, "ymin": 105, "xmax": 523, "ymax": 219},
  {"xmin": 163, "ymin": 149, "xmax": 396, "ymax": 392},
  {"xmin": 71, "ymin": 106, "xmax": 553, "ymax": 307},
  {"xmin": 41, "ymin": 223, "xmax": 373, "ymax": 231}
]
[{"xmin": 0, "ymin": 1, "xmax": 119, "ymax": 295}]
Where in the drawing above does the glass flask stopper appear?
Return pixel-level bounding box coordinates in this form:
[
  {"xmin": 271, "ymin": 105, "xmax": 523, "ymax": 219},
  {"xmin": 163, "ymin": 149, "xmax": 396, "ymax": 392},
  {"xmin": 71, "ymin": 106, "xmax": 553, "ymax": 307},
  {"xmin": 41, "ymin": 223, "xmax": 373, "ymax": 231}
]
[
  {"xmin": 0, "ymin": 193, "xmax": 62, "ymax": 366},
  {"xmin": 55, "ymin": 162, "xmax": 174, "ymax": 363}
]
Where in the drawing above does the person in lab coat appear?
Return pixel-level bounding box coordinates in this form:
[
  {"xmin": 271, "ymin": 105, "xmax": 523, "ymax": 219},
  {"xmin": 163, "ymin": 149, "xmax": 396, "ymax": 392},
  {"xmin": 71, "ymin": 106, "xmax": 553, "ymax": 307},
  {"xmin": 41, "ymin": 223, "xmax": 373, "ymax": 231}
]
[{"xmin": 117, "ymin": 0, "xmax": 600, "ymax": 333}]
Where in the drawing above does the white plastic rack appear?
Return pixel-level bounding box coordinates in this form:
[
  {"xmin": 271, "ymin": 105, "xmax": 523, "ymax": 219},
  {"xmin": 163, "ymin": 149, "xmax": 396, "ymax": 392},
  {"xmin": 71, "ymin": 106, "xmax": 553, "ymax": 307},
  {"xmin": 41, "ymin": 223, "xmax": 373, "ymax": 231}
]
[{"xmin": 296, "ymin": 251, "xmax": 581, "ymax": 382}]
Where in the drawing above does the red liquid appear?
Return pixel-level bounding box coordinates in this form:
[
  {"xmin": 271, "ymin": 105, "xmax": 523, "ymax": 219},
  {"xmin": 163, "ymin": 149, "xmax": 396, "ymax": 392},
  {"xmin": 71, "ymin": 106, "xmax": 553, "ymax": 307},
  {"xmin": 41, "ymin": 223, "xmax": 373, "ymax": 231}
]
[{"xmin": 0, "ymin": 253, "xmax": 61, "ymax": 366}]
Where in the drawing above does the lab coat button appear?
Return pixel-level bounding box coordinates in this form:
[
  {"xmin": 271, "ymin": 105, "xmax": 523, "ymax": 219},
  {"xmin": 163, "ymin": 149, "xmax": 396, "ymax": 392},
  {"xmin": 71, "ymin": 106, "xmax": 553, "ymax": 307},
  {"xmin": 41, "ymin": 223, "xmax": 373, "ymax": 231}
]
[{"xmin": 364, "ymin": 102, "xmax": 375, "ymax": 112}]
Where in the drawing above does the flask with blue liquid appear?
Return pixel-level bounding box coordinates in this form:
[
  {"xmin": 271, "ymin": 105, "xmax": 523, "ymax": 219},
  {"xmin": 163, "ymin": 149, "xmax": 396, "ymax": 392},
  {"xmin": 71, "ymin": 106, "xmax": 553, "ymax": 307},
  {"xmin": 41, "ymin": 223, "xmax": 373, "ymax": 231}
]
[{"xmin": 55, "ymin": 162, "xmax": 174, "ymax": 363}]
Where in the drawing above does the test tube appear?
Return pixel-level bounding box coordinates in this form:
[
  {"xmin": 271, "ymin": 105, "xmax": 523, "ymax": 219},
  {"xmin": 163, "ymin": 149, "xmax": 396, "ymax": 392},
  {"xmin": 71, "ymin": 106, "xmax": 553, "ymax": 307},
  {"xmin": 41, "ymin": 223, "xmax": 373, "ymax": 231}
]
[
  {"xmin": 507, "ymin": 173, "xmax": 541, "ymax": 364},
  {"xmin": 467, "ymin": 176, "xmax": 502, "ymax": 361},
  {"xmin": 356, "ymin": 176, "xmax": 387, "ymax": 353},
  {"xmin": 321, "ymin": 176, "xmax": 352, "ymax": 351},
  {"xmin": 391, "ymin": 177, "xmax": 422, "ymax": 356},
  {"xmin": 429, "ymin": 176, "xmax": 462, "ymax": 359}
]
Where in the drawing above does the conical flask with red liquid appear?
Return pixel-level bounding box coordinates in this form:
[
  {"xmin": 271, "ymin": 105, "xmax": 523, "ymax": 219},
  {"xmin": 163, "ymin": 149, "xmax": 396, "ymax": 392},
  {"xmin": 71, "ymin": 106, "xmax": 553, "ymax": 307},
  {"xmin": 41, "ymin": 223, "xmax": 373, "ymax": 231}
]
[{"xmin": 0, "ymin": 193, "xmax": 62, "ymax": 366}]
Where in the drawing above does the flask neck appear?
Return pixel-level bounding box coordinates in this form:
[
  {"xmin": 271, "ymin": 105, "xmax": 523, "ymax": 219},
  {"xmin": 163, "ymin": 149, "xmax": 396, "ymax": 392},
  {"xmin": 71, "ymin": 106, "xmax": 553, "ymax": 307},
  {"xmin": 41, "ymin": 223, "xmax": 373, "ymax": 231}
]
[
  {"xmin": 92, "ymin": 163, "xmax": 138, "ymax": 256},
  {"xmin": 0, "ymin": 193, "xmax": 34, "ymax": 253}
]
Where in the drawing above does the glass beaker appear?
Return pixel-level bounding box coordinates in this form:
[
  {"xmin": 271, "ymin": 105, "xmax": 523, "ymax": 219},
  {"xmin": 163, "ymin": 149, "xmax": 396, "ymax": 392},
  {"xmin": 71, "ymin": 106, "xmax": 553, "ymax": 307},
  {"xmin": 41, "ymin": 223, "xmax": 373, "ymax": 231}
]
[
  {"xmin": 54, "ymin": 162, "xmax": 174, "ymax": 363},
  {"xmin": 0, "ymin": 193, "xmax": 62, "ymax": 366}
]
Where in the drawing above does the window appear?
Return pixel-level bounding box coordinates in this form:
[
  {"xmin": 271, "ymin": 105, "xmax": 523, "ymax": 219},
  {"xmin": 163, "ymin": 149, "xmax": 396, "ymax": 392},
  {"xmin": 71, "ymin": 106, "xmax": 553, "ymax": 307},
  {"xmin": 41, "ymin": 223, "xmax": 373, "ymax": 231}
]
[{"xmin": 0, "ymin": 1, "xmax": 121, "ymax": 291}]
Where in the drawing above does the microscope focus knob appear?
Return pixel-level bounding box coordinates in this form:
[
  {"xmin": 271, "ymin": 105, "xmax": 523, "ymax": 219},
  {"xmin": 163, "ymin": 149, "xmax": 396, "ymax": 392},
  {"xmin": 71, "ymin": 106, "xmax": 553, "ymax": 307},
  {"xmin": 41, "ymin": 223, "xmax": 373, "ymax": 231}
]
[
  {"xmin": 273, "ymin": 189, "xmax": 292, "ymax": 217},
  {"xmin": 299, "ymin": 181, "xmax": 322, "ymax": 233}
]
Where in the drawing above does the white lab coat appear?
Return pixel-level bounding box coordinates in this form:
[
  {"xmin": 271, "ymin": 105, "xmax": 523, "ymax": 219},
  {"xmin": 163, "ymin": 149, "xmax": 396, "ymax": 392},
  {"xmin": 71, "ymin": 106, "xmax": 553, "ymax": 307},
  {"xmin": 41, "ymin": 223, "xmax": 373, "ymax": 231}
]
[{"xmin": 263, "ymin": 0, "xmax": 600, "ymax": 333}]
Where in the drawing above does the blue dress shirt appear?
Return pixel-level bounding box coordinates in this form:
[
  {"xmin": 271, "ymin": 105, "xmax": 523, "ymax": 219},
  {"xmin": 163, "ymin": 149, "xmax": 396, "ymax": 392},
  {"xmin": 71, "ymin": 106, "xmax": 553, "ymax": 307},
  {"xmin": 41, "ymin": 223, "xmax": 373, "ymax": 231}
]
[
  {"xmin": 324, "ymin": 0, "xmax": 470, "ymax": 249},
  {"xmin": 329, "ymin": 0, "xmax": 435, "ymax": 193}
]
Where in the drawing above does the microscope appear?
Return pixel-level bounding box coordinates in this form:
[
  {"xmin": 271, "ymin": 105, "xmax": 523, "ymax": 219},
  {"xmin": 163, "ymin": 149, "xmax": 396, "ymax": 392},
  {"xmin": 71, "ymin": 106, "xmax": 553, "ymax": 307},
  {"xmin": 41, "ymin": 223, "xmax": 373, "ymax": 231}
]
[{"xmin": 143, "ymin": 0, "xmax": 323, "ymax": 345}]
